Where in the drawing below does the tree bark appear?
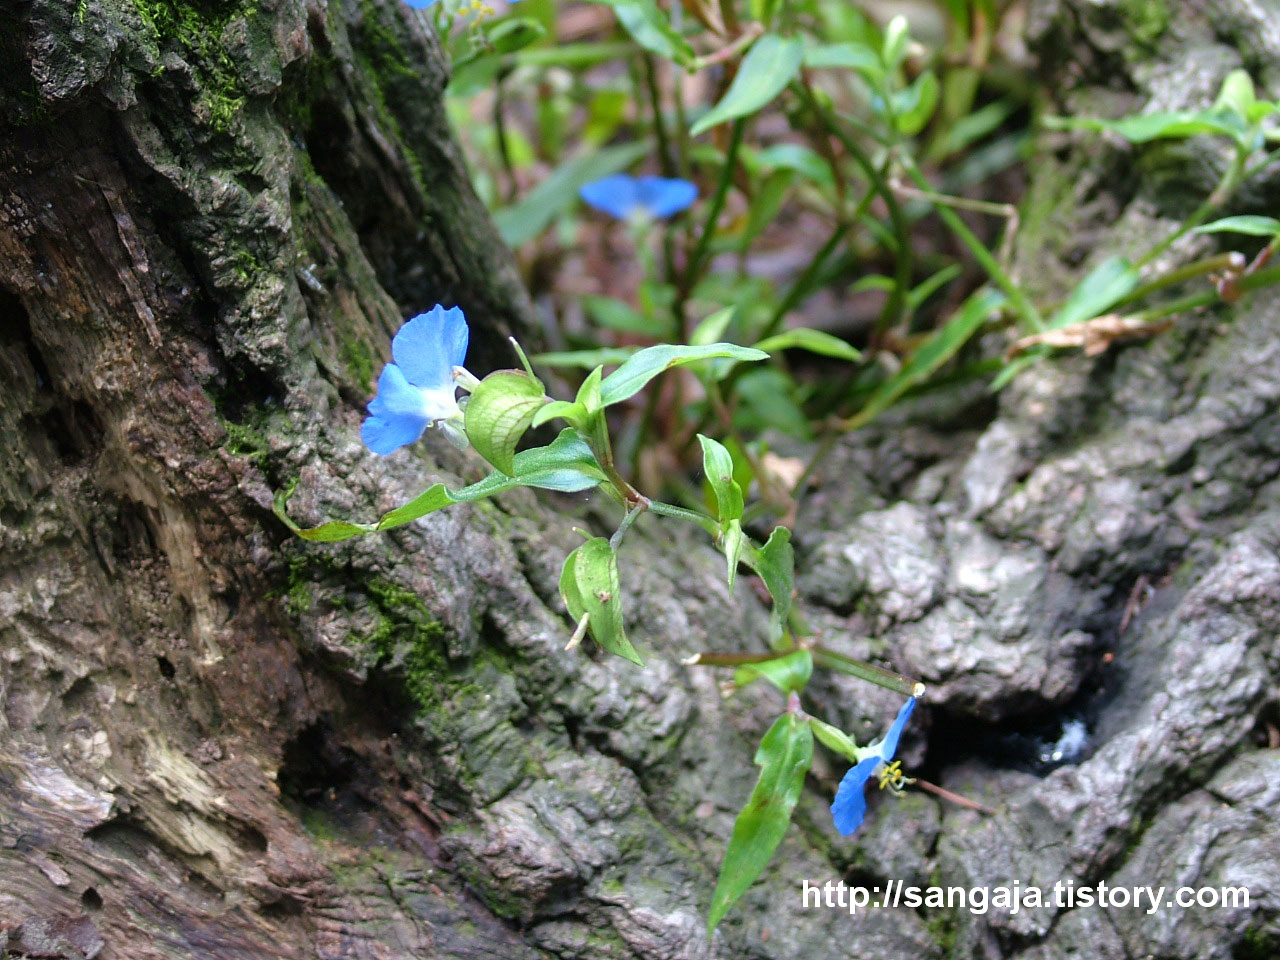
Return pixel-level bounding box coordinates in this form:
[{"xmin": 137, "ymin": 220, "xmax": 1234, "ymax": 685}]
[{"xmin": 3, "ymin": 1, "xmax": 1280, "ymax": 960}]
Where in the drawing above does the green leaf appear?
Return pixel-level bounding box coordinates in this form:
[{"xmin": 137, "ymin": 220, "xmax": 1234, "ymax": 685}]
[
  {"xmin": 810, "ymin": 717, "xmax": 860, "ymax": 762},
  {"xmin": 733, "ymin": 368, "xmax": 811, "ymax": 439},
  {"xmin": 881, "ymin": 14, "xmax": 910, "ymax": 71},
  {"xmin": 690, "ymin": 307, "xmax": 737, "ymax": 346},
  {"xmin": 485, "ymin": 17, "xmax": 547, "ymax": 55},
  {"xmin": 893, "ymin": 69, "xmax": 939, "ymax": 136},
  {"xmin": 751, "ymin": 143, "xmax": 835, "ymax": 188},
  {"xmin": 1195, "ymin": 215, "xmax": 1280, "ymax": 237},
  {"xmin": 576, "ymin": 364, "xmax": 605, "ymax": 413},
  {"xmin": 494, "ymin": 141, "xmax": 650, "ymax": 247},
  {"xmin": 707, "ymin": 714, "xmax": 813, "ymax": 935},
  {"xmin": 802, "ymin": 41, "xmax": 883, "ymax": 80},
  {"xmin": 690, "ymin": 34, "xmax": 804, "ymax": 136},
  {"xmin": 908, "ymin": 263, "xmax": 963, "ymax": 310},
  {"xmin": 733, "ymin": 649, "xmax": 813, "ymax": 694},
  {"xmin": 722, "ymin": 519, "xmax": 745, "ymax": 592},
  {"xmin": 275, "ymin": 429, "xmax": 603, "ymax": 541},
  {"xmin": 514, "ymin": 41, "xmax": 635, "ymax": 69},
  {"xmin": 1049, "ymin": 108, "xmax": 1247, "ymax": 144},
  {"xmin": 531, "ymin": 399, "xmax": 586, "ymax": 429},
  {"xmin": 592, "ymin": 0, "xmax": 694, "ymax": 66},
  {"xmin": 698, "ymin": 434, "xmax": 745, "ymax": 522},
  {"xmin": 1214, "ymin": 69, "xmax": 1256, "ymax": 118},
  {"xmin": 753, "ymin": 328, "xmax": 861, "ymax": 362},
  {"xmin": 530, "ymin": 347, "xmax": 639, "ymax": 370},
  {"xmin": 741, "ymin": 169, "xmax": 795, "ymax": 248},
  {"xmin": 743, "ymin": 525, "xmax": 794, "ymax": 643},
  {"xmin": 583, "ymin": 294, "xmax": 667, "ymax": 336},
  {"xmin": 852, "ymin": 288, "xmax": 1004, "ymax": 428},
  {"xmin": 598, "ymin": 343, "xmax": 768, "ymax": 406},
  {"xmin": 1047, "ymin": 255, "xmax": 1139, "ymax": 330},
  {"xmin": 559, "ymin": 538, "xmax": 643, "ymax": 664},
  {"xmin": 464, "ymin": 369, "xmax": 545, "ymax": 476}
]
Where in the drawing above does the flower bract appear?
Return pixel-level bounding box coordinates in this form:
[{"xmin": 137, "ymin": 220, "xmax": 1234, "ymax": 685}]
[
  {"xmin": 362, "ymin": 305, "xmax": 469, "ymax": 455},
  {"xmin": 579, "ymin": 174, "xmax": 698, "ymax": 220},
  {"xmin": 830, "ymin": 696, "xmax": 917, "ymax": 836}
]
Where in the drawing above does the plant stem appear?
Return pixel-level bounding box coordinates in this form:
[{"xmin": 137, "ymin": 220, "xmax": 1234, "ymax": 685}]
[
  {"xmin": 650, "ymin": 499, "xmax": 720, "ymax": 535},
  {"xmin": 913, "ymin": 778, "xmax": 996, "ymax": 815},
  {"xmin": 812, "ymin": 645, "xmax": 925, "ymax": 698},
  {"xmin": 796, "ymin": 81, "xmax": 912, "ymax": 331},
  {"xmin": 897, "ymin": 154, "xmax": 1044, "ymax": 332},
  {"xmin": 684, "ymin": 117, "xmax": 745, "ymax": 293}
]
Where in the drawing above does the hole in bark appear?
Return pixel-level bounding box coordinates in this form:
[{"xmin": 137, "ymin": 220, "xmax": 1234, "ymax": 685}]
[
  {"xmin": 39, "ymin": 399, "xmax": 105, "ymax": 466},
  {"xmin": 62, "ymin": 676, "xmax": 96, "ymax": 710},
  {"xmin": 278, "ymin": 721, "xmax": 381, "ymax": 840},
  {"xmin": 922, "ymin": 708, "xmax": 1095, "ymax": 777},
  {"xmin": 156, "ymin": 656, "xmax": 177, "ymax": 679},
  {"xmin": 238, "ymin": 824, "xmax": 269, "ymax": 853},
  {"xmin": 80, "ymin": 887, "xmax": 103, "ymax": 911}
]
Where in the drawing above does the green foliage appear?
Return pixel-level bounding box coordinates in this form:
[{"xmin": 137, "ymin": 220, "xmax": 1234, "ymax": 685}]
[
  {"xmin": 464, "ymin": 369, "xmax": 546, "ymax": 475},
  {"xmin": 560, "ymin": 537, "xmax": 642, "ymax": 664},
  {"xmin": 707, "ymin": 713, "xmax": 813, "ymax": 935},
  {"xmin": 274, "ymin": 428, "xmax": 604, "ymax": 541},
  {"xmin": 283, "ymin": 0, "xmax": 1280, "ymax": 938},
  {"xmin": 691, "ymin": 35, "xmax": 804, "ymax": 136}
]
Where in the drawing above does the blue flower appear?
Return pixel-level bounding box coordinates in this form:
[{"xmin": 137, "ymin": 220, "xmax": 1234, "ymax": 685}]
[
  {"xmin": 362, "ymin": 305, "xmax": 469, "ymax": 455},
  {"xmin": 830, "ymin": 696, "xmax": 917, "ymax": 836},
  {"xmin": 579, "ymin": 174, "xmax": 698, "ymax": 220},
  {"xmin": 403, "ymin": 0, "xmax": 442, "ymax": 8}
]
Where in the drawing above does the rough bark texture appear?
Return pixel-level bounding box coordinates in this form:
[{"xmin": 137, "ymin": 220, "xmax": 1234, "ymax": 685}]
[{"xmin": 2, "ymin": 1, "xmax": 1280, "ymax": 959}]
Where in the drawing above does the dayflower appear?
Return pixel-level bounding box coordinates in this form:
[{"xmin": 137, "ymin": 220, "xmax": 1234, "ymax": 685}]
[
  {"xmin": 362, "ymin": 304, "xmax": 470, "ymax": 455},
  {"xmin": 830, "ymin": 696, "xmax": 917, "ymax": 836},
  {"xmin": 579, "ymin": 174, "xmax": 698, "ymax": 221},
  {"xmin": 403, "ymin": 0, "xmax": 442, "ymax": 8}
]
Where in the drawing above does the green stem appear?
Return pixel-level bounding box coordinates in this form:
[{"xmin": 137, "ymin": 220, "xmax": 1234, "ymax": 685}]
[
  {"xmin": 650, "ymin": 499, "xmax": 720, "ymax": 535},
  {"xmin": 812, "ymin": 645, "xmax": 924, "ymax": 698},
  {"xmin": 759, "ymin": 220, "xmax": 851, "ymax": 340},
  {"xmin": 796, "ymin": 82, "xmax": 911, "ymax": 331},
  {"xmin": 898, "ymin": 154, "xmax": 1044, "ymax": 332},
  {"xmin": 684, "ymin": 117, "xmax": 745, "ymax": 293},
  {"xmin": 684, "ymin": 650, "xmax": 793, "ymax": 666},
  {"xmin": 609, "ymin": 502, "xmax": 647, "ymax": 551},
  {"xmin": 1117, "ymin": 252, "xmax": 1243, "ymax": 307}
]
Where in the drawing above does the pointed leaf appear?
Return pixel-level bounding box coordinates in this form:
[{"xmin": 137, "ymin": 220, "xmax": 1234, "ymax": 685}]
[
  {"xmin": 743, "ymin": 525, "xmax": 794, "ymax": 643},
  {"xmin": 707, "ymin": 714, "xmax": 813, "ymax": 934},
  {"xmin": 691, "ymin": 35, "xmax": 804, "ymax": 136},
  {"xmin": 1195, "ymin": 215, "xmax": 1280, "ymax": 237},
  {"xmin": 733, "ymin": 649, "xmax": 812, "ymax": 694},
  {"xmin": 599, "ymin": 343, "xmax": 768, "ymax": 406},
  {"xmin": 753, "ymin": 328, "xmax": 861, "ymax": 362},
  {"xmin": 592, "ymin": 0, "xmax": 694, "ymax": 66},
  {"xmin": 698, "ymin": 434, "xmax": 744, "ymax": 522}
]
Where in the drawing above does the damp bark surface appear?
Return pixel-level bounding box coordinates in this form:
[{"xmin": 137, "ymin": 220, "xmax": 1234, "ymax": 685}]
[{"xmin": 2, "ymin": 1, "xmax": 1279, "ymax": 959}]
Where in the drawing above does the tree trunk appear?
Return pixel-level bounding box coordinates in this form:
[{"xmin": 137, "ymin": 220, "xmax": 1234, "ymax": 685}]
[{"xmin": 2, "ymin": 1, "xmax": 1279, "ymax": 959}]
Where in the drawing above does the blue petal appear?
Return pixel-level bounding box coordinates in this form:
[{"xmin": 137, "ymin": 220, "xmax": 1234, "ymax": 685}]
[
  {"xmin": 876, "ymin": 696, "xmax": 917, "ymax": 762},
  {"xmin": 580, "ymin": 174, "xmax": 642, "ymax": 220},
  {"xmin": 392, "ymin": 305, "xmax": 469, "ymax": 389},
  {"xmin": 403, "ymin": 0, "xmax": 441, "ymax": 7},
  {"xmin": 362, "ymin": 414, "xmax": 429, "ymax": 455},
  {"xmin": 635, "ymin": 176, "xmax": 697, "ymax": 218},
  {"xmin": 831, "ymin": 756, "xmax": 881, "ymax": 835},
  {"xmin": 364, "ymin": 363, "xmax": 431, "ymax": 454}
]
